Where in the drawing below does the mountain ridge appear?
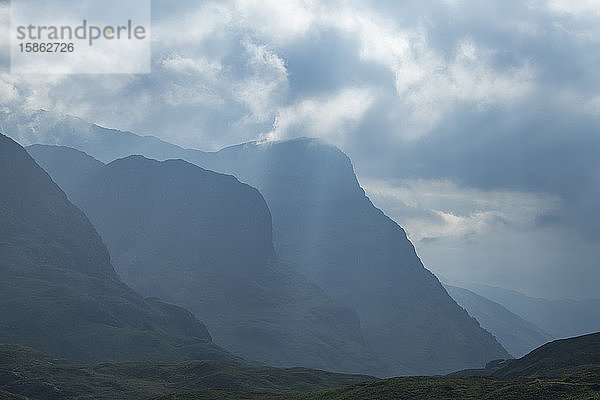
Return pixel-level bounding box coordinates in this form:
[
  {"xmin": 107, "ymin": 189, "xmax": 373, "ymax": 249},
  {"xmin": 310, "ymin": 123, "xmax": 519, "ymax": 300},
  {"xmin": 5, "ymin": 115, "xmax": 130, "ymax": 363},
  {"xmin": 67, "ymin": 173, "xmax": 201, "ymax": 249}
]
[
  {"xmin": 14, "ymin": 111, "xmax": 510, "ymax": 375},
  {"xmin": 28, "ymin": 148, "xmax": 387, "ymax": 376},
  {"xmin": 444, "ymin": 284, "xmax": 553, "ymax": 357},
  {"xmin": 0, "ymin": 133, "xmax": 236, "ymax": 364},
  {"xmin": 457, "ymin": 282, "xmax": 600, "ymax": 338}
]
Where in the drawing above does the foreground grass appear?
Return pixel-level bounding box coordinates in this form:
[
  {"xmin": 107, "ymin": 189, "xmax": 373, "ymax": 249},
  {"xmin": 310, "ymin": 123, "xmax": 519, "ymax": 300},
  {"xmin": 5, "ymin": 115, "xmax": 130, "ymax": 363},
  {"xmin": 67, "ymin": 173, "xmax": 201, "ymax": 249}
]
[
  {"xmin": 0, "ymin": 345, "xmax": 373, "ymax": 400},
  {"xmin": 3, "ymin": 344, "xmax": 600, "ymax": 400},
  {"xmin": 153, "ymin": 376, "xmax": 600, "ymax": 400}
]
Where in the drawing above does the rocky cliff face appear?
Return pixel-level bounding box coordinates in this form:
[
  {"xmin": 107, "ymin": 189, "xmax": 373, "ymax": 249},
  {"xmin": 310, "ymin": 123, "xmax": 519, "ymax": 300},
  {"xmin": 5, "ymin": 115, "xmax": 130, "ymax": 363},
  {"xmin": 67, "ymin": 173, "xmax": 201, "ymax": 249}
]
[
  {"xmin": 198, "ymin": 138, "xmax": 510, "ymax": 375},
  {"xmin": 0, "ymin": 134, "xmax": 234, "ymax": 364},
  {"xmin": 30, "ymin": 149, "xmax": 385, "ymax": 375},
  {"xmin": 17, "ymin": 113, "xmax": 510, "ymax": 375}
]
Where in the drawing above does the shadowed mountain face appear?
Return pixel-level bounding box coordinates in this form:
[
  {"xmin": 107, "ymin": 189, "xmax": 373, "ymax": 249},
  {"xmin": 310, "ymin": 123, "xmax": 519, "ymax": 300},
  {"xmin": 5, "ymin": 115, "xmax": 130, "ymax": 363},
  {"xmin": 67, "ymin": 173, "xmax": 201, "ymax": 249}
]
[
  {"xmin": 494, "ymin": 332, "xmax": 600, "ymax": 379},
  {"xmin": 195, "ymin": 139, "xmax": 510, "ymax": 375},
  {"xmin": 26, "ymin": 144, "xmax": 104, "ymax": 199},
  {"xmin": 444, "ymin": 285, "xmax": 553, "ymax": 357},
  {"xmin": 0, "ymin": 134, "xmax": 239, "ymax": 364},
  {"xmin": 25, "ymin": 121, "xmax": 509, "ymax": 376},
  {"xmin": 29, "ymin": 148, "xmax": 385, "ymax": 375}
]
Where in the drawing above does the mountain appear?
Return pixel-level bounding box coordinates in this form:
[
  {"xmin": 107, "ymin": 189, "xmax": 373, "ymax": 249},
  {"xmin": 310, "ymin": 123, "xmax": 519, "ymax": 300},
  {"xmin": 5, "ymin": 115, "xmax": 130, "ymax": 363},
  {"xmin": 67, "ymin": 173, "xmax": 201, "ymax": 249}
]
[
  {"xmin": 459, "ymin": 283, "xmax": 600, "ymax": 339},
  {"xmin": 494, "ymin": 332, "xmax": 600, "ymax": 380},
  {"xmin": 29, "ymin": 146, "xmax": 385, "ymax": 376},
  {"xmin": 3, "ymin": 334, "xmax": 599, "ymax": 400},
  {"xmin": 157, "ymin": 333, "xmax": 600, "ymax": 400},
  {"xmin": 26, "ymin": 144, "xmax": 103, "ymax": 198},
  {"xmin": 0, "ymin": 134, "xmax": 235, "ymax": 364},
  {"xmin": 2, "ymin": 109, "xmax": 201, "ymax": 163},
  {"xmin": 0, "ymin": 344, "xmax": 375, "ymax": 400},
  {"xmin": 444, "ymin": 285, "xmax": 553, "ymax": 357},
  {"xmin": 13, "ymin": 111, "xmax": 510, "ymax": 375},
  {"xmin": 196, "ymin": 139, "xmax": 510, "ymax": 375}
]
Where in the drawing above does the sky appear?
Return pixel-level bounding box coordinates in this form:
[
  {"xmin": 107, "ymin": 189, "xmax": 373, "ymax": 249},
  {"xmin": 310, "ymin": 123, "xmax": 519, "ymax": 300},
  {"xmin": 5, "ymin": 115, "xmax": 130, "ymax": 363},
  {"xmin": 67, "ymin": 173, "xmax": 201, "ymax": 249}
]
[{"xmin": 1, "ymin": 0, "xmax": 599, "ymax": 299}]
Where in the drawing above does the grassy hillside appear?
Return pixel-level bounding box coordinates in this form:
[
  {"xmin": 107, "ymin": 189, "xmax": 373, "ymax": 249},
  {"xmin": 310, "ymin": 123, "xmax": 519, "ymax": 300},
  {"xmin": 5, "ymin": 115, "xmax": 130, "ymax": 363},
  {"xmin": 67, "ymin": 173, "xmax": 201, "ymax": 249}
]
[
  {"xmin": 0, "ymin": 345, "xmax": 374, "ymax": 400},
  {"xmin": 154, "ymin": 375, "xmax": 600, "ymax": 400},
  {"xmin": 156, "ymin": 332, "xmax": 600, "ymax": 400},
  {"xmin": 494, "ymin": 332, "xmax": 600, "ymax": 379},
  {"xmin": 1, "ymin": 333, "xmax": 599, "ymax": 400}
]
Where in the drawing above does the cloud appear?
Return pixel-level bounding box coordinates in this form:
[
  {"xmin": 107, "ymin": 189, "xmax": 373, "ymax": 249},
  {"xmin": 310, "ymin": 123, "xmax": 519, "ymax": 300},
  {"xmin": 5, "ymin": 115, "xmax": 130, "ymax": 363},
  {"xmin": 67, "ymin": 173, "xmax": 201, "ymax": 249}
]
[
  {"xmin": 152, "ymin": 2, "xmax": 233, "ymax": 47},
  {"xmin": 232, "ymin": 38, "xmax": 289, "ymax": 123},
  {"xmin": 264, "ymin": 87, "xmax": 374, "ymax": 145},
  {"xmin": 2, "ymin": 0, "xmax": 544, "ymax": 142},
  {"xmin": 0, "ymin": 1, "xmax": 9, "ymax": 71},
  {"xmin": 161, "ymin": 55, "xmax": 223, "ymax": 77},
  {"xmin": 0, "ymin": 80, "xmax": 18, "ymax": 103},
  {"xmin": 232, "ymin": 0, "xmax": 318, "ymax": 44},
  {"xmin": 547, "ymin": 0, "xmax": 600, "ymax": 17},
  {"xmin": 363, "ymin": 178, "xmax": 561, "ymax": 242},
  {"xmin": 362, "ymin": 177, "xmax": 600, "ymax": 299},
  {"xmin": 1, "ymin": 0, "xmax": 600, "ymax": 297}
]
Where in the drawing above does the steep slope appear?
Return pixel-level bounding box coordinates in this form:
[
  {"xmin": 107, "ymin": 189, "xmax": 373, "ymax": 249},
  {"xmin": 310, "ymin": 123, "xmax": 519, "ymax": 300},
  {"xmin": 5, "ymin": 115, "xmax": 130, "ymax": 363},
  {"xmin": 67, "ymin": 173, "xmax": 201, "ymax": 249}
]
[
  {"xmin": 493, "ymin": 332, "xmax": 600, "ymax": 379},
  {"xmin": 197, "ymin": 139, "xmax": 510, "ymax": 375},
  {"xmin": 461, "ymin": 283, "xmax": 600, "ymax": 339},
  {"xmin": 36, "ymin": 153, "xmax": 385, "ymax": 376},
  {"xmin": 26, "ymin": 144, "xmax": 104, "ymax": 198},
  {"xmin": 14, "ymin": 112, "xmax": 510, "ymax": 375},
  {"xmin": 444, "ymin": 285, "xmax": 553, "ymax": 357},
  {"xmin": 0, "ymin": 134, "xmax": 233, "ymax": 364}
]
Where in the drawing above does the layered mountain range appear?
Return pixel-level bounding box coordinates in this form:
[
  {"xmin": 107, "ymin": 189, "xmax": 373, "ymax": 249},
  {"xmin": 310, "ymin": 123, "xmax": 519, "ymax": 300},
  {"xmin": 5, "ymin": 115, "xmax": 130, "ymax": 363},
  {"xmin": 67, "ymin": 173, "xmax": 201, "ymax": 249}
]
[
  {"xmin": 28, "ymin": 145, "xmax": 384, "ymax": 375},
  {"xmin": 444, "ymin": 285, "xmax": 553, "ymax": 357},
  {"xmin": 0, "ymin": 134, "xmax": 235, "ymax": 364},
  {"xmin": 17, "ymin": 110, "xmax": 510, "ymax": 375},
  {"xmin": 457, "ymin": 283, "xmax": 600, "ymax": 339},
  {"xmin": 197, "ymin": 139, "xmax": 510, "ymax": 374}
]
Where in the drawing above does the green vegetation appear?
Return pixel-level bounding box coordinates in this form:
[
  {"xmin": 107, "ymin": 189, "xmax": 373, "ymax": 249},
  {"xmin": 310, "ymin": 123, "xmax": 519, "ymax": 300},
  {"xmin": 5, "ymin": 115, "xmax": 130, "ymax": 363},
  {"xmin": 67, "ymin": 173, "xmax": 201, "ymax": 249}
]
[
  {"xmin": 0, "ymin": 345, "xmax": 374, "ymax": 400},
  {"xmin": 3, "ymin": 335, "xmax": 600, "ymax": 400},
  {"xmin": 154, "ymin": 375, "xmax": 600, "ymax": 400},
  {"xmin": 156, "ymin": 333, "xmax": 600, "ymax": 400},
  {"xmin": 494, "ymin": 332, "xmax": 600, "ymax": 379}
]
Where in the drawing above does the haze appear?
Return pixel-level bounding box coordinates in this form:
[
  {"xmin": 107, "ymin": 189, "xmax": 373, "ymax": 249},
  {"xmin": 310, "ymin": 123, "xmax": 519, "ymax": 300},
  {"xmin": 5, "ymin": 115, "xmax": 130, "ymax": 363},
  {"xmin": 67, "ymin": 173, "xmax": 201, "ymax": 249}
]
[{"xmin": 1, "ymin": 0, "xmax": 599, "ymax": 299}]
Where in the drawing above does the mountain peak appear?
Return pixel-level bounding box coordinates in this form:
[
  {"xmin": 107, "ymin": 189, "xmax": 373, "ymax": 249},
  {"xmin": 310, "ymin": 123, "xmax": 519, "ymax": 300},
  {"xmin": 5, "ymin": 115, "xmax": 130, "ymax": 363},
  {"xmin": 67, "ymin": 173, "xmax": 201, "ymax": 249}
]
[
  {"xmin": 1, "ymin": 134, "xmax": 236, "ymax": 364},
  {"xmin": 0, "ymin": 134, "xmax": 115, "ymax": 279}
]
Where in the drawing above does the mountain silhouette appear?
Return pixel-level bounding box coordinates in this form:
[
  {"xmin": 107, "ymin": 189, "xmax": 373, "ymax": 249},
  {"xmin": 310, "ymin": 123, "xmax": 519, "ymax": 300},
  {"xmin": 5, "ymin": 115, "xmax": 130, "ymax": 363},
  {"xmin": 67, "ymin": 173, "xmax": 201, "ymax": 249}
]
[
  {"xmin": 458, "ymin": 282, "xmax": 600, "ymax": 339},
  {"xmin": 196, "ymin": 138, "xmax": 510, "ymax": 375},
  {"xmin": 19, "ymin": 112, "xmax": 509, "ymax": 375},
  {"xmin": 0, "ymin": 134, "xmax": 235, "ymax": 364},
  {"xmin": 444, "ymin": 284, "xmax": 553, "ymax": 357},
  {"xmin": 28, "ymin": 146, "xmax": 385, "ymax": 375}
]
